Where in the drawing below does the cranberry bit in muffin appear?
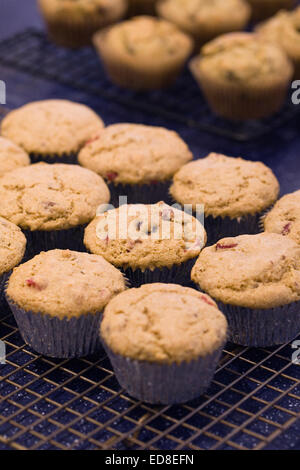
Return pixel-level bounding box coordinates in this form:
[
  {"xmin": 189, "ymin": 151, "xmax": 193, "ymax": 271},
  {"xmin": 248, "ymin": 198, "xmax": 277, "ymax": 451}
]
[
  {"xmin": 26, "ymin": 278, "xmax": 47, "ymax": 291},
  {"xmin": 216, "ymin": 242, "xmax": 238, "ymax": 250},
  {"xmin": 106, "ymin": 172, "xmax": 118, "ymax": 182},
  {"xmin": 282, "ymin": 223, "xmax": 292, "ymax": 236}
]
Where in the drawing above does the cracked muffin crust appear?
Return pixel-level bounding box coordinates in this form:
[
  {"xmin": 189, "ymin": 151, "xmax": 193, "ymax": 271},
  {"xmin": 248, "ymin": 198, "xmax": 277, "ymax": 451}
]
[
  {"xmin": 93, "ymin": 16, "xmax": 194, "ymax": 90},
  {"xmin": 264, "ymin": 190, "xmax": 300, "ymax": 245},
  {"xmin": 0, "ymin": 217, "xmax": 26, "ymax": 275},
  {"xmin": 7, "ymin": 250, "xmax": 126, "ymax": 319},
  {"xmin": 38, "ymin": 0, "xmax": 127, "ymax": 48},
  {"xmin": 192, "ymin": 232, "xmax": 300, "ymax": 309},
  {"xmin": 256, "ymin": 6, "xmax": 300, "ymax": 78},
  {"xmin": 84, "ymin": 202, "xmax": 206, "ymax": 271},
  {"xmin": 1, "ymin": 100, "xmax": 104, "ymax": 157},
  {"xmin": 170, "ymin": 153, "xmax": 279, "ymax": 218},
  {"xmin": 78, "ymin": 123, "xmax": 192, "ymax": 185},
  {"xmin": 0, "ymin": 137, "xmax": 30, "ymax": 177},
  {"xmin": 0, "ymin": 163, "xmax": 110, "ymax": 231},
  {"xmin": 190, "ymin": 32, "xmax": 293, "ymax": 119},
  {"xmin": 101, "ymin": 283, "xmax": 228, "ymax": 364},
  {"xmin": 157, "ymin": 0, "xmax": 251, "ymax": 46}
]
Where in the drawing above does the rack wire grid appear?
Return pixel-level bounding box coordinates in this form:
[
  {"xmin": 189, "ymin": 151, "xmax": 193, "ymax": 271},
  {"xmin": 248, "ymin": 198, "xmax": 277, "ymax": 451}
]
[
  {"xmin": 0, "ymin": 29, "xmax": 299, "ymax": 143},
  {"xmin": 0, "ymin": 28, "xmax": 299, "ymax": 451}
]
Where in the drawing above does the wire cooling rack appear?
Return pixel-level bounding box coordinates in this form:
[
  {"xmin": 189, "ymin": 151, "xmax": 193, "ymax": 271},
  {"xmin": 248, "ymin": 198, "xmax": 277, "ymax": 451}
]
[
  {"xmin": 0, "ymin": 29, "xmax": 299, "ymax": 451},
  {"xmin": 0, "ymin": 29, "xmax": 299, "ymax": 143}
]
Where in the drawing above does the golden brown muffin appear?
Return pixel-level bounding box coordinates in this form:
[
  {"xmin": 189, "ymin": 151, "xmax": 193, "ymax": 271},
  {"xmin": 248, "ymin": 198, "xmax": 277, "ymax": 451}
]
[
  {"xmin": 256, "ymin": 6, "xmax": 300, "ymax": 78},
  {"xmin": 264, "ymin": 190, "xmax": 300, "ymax": 245},
  {"xmin": 1, "ymin": 100, "xmax": 104, "ymax": 162},
  {"xmin": 38, "ymin": 0, "xmax": 127, "ymax": 48},
  {"xmin": 93, "ymin": 16, "xmax": 194, "ymax": 90},
  {"xmin": 190, "ymin": 32, "xmax": 293, "ymax": 120},
  {"xmin": 101, "ymin": 283, "xmax": 227, "ymax": 403},
  {"xmin": 0, "ymin": 137, "xmax": 30, "ymax": 176},
  {"xmin": 157, "ymin": 0, "xmax": 251, "ymax": 47}
]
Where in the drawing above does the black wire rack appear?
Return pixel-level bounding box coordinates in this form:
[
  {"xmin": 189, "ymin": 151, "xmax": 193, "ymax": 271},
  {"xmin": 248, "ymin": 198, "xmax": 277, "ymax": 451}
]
[
  {"xmin": 0, "ymin": 29, "xmax": 299, "ymax": 451},
  {"xmin": 0, "ymin": 29, "xmax": 299, "ymax": 143}
]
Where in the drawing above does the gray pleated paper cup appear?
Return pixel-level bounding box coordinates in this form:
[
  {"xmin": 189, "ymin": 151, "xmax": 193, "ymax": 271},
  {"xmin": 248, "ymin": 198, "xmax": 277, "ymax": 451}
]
[
  {"xmin": 205, "ymin": 211, "xmax": 264, "ymax": 246},
  {"xmin": 0, "ymin": 271, "xmax": 11, "ymax": 317},
  {"xmin": 29, "ymin": 152, "xmax": 78, "ymax": 165},
  {"xmin": 217, "ymin": 300, "xmax": 300, "ymax": 347},
  {"xmin": 123, "ymin": 258, "xmax": 196, "ymax": 288},
  {"xmin": 6, "ymin": 295, "xmax": 103, "ymax": 358},
  {"xmin": 102, "ymin": 341, "xmax": 224, "ymax": 405},
  {"xmin": 24, "ymin": 225, "xmax": 87, "ymax": 260},
  {"xmin": 108, "ymin": 181, "xmax": 172, "ymax": 207}
]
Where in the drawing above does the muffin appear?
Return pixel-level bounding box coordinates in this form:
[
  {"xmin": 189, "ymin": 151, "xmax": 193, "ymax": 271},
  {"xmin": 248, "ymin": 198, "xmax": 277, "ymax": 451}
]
[
  {"xmin": 0, "ymin": 163, "xmax": 110, "ymax": 259},
  {"xmin": 101, "ymin": 283, "xmax": 228, "ymax": 404},
  {"xmin": 192, "ymin": 233, "xmax": 300, "ymax": 347},
  {"xmin": 128, "ymin": 0, "xmax": 157, "ymax": 16},
  {"xmin": 0, "ymin": 137, "xmax": 30, "ymax": 177},
  {"xmin": 78, "ymin": 123, "xmax": 193, "ymax": 206},
  {"xmin": 84, "ymin": 201, "xmax": 206, "ymax": 286},
  {"xmin": 1, "ymin": 100, "xmax": 104, "ymax": 164},
  {"xmin": 256, "ymin": 6, "xmax": 300, "ymax": 78},
  {"xmin": 170, "ymin": 153, "xmax": 279, "ymax": 245},
  {"xmin": 93, "ymin": 16, "xmax": 194, "ymax": 90},
  {"xmin": 247, "ymin": 0, "xmax": 296, "ymax": 22},
  {"xmin": 38, "ymin": 0, "xmax": 127, "ymax": 48},
  {"xmin": 263, "ymin": 190, "xmax": 300, "ymax": 245},
  {"xmin": 190, "ymin": 32, "xmax": 294, "ymax": 120},
  {"xmin": 0, "ymin": 217, "xmax": 26, "ymax": 315},
  {"xmin": 157, "ymin": 0, "xmax": 251, "ymax": 48},
  {"xmin": 6, "ymin": 250, "xmax": 126, "ymax": 357}
]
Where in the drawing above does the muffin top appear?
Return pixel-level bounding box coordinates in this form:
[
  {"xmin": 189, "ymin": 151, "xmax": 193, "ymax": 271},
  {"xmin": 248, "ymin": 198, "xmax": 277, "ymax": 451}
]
[
  {"xmin": 157, "ymin": 0, "xmax": 250, "ymax": 34},
  {"xmin": 0, "ymin": 217, "xmax": 26, "ymax": 275},
  {"xmin": 256, "ymin": 7, "xmax": 300, "ymax": 58},
  {"xmin": 84, "ymin": 201, "xmax": 206, "ymax": 271},
  {"xmin": 1, "ymin": 100, "xmax": 104, "ymax": 155},
  {"xmin": 7, "ymin": 250, "xmax": 126, "ymax": 318},
  {"xmin": 170, "ymin": 153, "xmax": 279, "ymax": 218},
  {"xmin": 194, "ymin": 32, "xmax": 293, "ymax": 86},
  {"xmin": 38, "ymin": 0, "xmax": 127, "ymax": 20},
  {"xmin": 264, "ymin": 190, "xmax": 300, "ymax": 245},
  {"xmin": 0, "ymin": 137, "xmax": 30, "ymax": 177},
  {"xmin": 78, "ymin": 123, "xmax": 193, "ymax": 185},
  {"xmin": 101, "ymin": 283, "xmax": 228, "ymax": 364},
  {"xmin": 0, "ymin": 163, "xmax": 110, "ymax": 231},
  {"xmin": 191, "ymin": 232, "xmax": 300, "ymax": 309},
  {"xmin": 94, "ymin": 16, "xmax": 193, "ymax": 69}
]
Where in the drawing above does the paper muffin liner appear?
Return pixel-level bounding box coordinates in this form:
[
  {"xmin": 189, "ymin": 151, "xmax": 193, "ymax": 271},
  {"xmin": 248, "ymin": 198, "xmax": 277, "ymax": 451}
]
[
  {"xmin": 127, "ymin": 0, "xmax": 157, "ymax": 16},
  {"xmin": 24, "ymin": 225, "xmax": 86, "ymax": 261},
  {"xmin": 190, "ymin": 58, "xmax": 293, "ymax": 120},
  {"xmin": 102, "ymin": 340, "xmax": 224, "ymax": 404},
  {"xmin": 249, "ymin": 0, "xmax": 296, "ymax": 22},
  {"xmin": 217, "ymin": 300, "xmax": 300, "ymax": 347},
  {"xmin": 205, "ymin": 209, "xmax": 267, "ymax": 246},
  {"xmin": 123, "ymin": 258, "xmax": 196, "ymax": 288},
  {"xmin": 30, "ymin": 152, "xmax": 78, "ymax": 165},
  {"xmin": 94, "ymin": 30, "xmax": 188, "ymax": 90},
  {"xmin": 109, "ymin": 181, "xmax": 172, "ymax": 207},
  {"xmin": 0, "ymin": 271, "xmax": 11, "ymax": 319},
  {"xmin": 6, "ymin": 295, "xmax": 103, "ymax": 358}
]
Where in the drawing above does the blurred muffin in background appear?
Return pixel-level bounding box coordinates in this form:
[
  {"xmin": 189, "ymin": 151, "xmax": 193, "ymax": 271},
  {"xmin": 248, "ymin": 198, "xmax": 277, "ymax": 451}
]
[
  {"xmin": 38, "ymin": 0, "xmax": 127, "ymax": 48},
  {"xmin": 190, "ymin": 32, "xmax": 293, "ymax": 120},
  {"xmin": 128, "ymin": 0, "xmax": 157, "ymax": 16},
  {"xmin": 93, "ymin": 16, "xmax": 193, "ymax": 90},
  {"xmin": 0, "ymin": 137, "xmax": 30, "ymax": 177},
  {"xmin": 246, "ymin": 0, "xmax": 296, "ymax": 22},
  {"xmin": 256, "ymin": 6, "xmax": 300, "ymax": 78},
  {"xmin": 156, "ymin": 0, "xmax": 251, "ymax": 48}
]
